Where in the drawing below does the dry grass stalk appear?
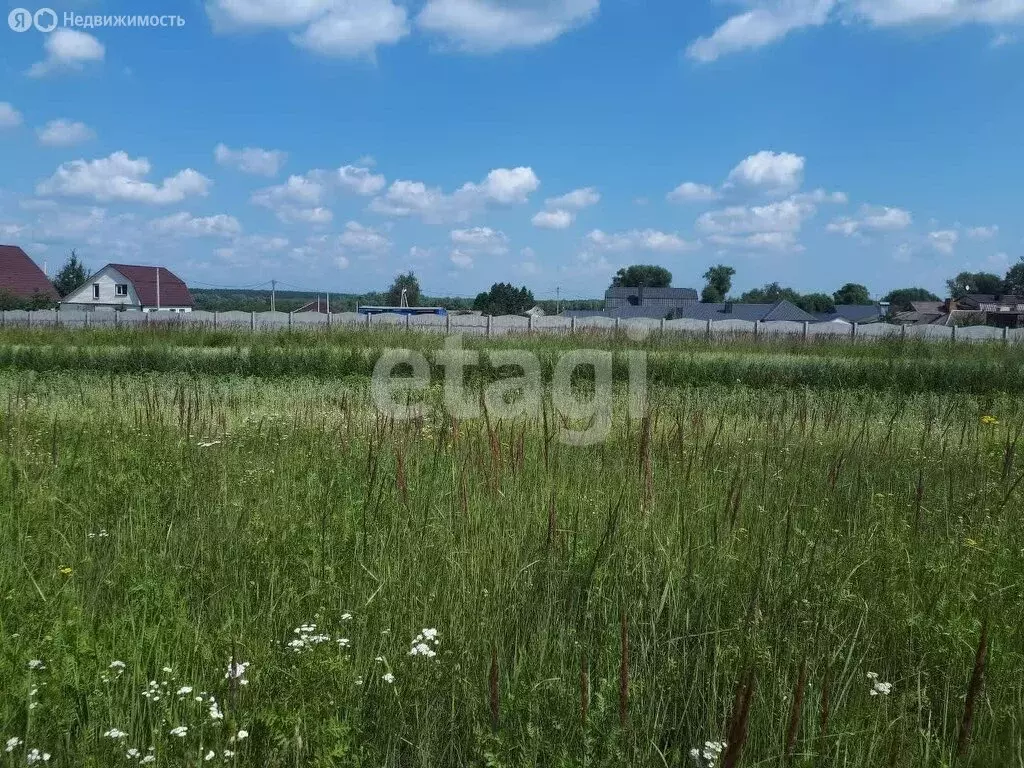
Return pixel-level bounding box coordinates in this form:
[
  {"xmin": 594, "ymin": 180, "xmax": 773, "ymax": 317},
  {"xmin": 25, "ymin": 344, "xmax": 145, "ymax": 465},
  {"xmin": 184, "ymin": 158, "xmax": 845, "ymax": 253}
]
[
  {"xmin": 722, "ymin": 667, "xmax": 755, "ymax": 768},
  {"xmin": 580, "ymin": 651, "xmax": 589, "ymax": 728},
  {"xmin": 956, "ymin": 617, "xmax": 989, "ymax": 760},
  {"xmin": 619, "ymin": 610, "xmax": 629, "ymax": 728},
  {"xmin": 394, "ymin": 443, "xmax": 408, "ymax": 509},
  {"xmin": 784, "ymin": 656, "xmax": 808, "ymax": 764},
  {"xmin": 489, "ymin": 644, "xmax": 500, "ymax": 732}
]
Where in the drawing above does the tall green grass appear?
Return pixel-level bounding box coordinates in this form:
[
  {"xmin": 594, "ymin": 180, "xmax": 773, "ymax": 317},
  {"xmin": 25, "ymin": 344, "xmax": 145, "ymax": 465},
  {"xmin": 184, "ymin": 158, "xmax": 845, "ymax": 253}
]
[{"xmin": 1, "ymin": 371, "xmax": 1021, "ymax": 766}]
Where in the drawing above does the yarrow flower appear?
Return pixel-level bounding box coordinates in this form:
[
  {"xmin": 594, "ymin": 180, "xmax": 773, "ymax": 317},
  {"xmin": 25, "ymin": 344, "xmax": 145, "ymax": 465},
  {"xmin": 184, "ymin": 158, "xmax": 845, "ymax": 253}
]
[
  {"xmin": 287, "ymin": 624, "xmax": 332, "ymax": 653},
  {"xmin": 981, "ymin": 415, "xmax": 998, "ymax": 426},
  {"xmin": 225, "ymin": 659, "xmax": 249, "ymax": 685},
  {"xmin": 867, "ymin": 672, "xmax": 893, "ymax": 696},
  {"xmin": 26, "ymin": 748, "xmax": 50, "ymax": 763},
  {"xmin": 176, "ymin": 686, "xmax": 193, "ymax": 697},
  {"xmin": 204, "ymin": 750, "xmax": 216, "ymax": 761},
  {"xmin": 5, "ymin": 737, "xmax": 22, "ymax": 753},
  {"xmin": 408, "ymin": 628, "xmax": 440, "ymax": 658},
  {"xmin": 109, "ymin": 660, "xmax": 126, "ymax": 671},
  {"xmin": 27, "ymin": 660, "xmax": 45, "ymax": 671},
  {"xmin": 88, "ymin": 529, "xmax": 110, "ymax": 539},
  {"xmin": 169, "ymin": 726, "xmax": 188, "ymax": 738},
  {"xmin": 382, "ymin": 672, "xmax": 395, "ymax": 684},
  {"xmin": 103, "ymin": 729, "xmax": 128, "ymax": 739},
  {"xmin": 341, "ymin": 612, "xmax": 353, "ymax": 621},
  {"xmin": 689, "ymin": 740, "xmax": 726, "ymax": 767}
]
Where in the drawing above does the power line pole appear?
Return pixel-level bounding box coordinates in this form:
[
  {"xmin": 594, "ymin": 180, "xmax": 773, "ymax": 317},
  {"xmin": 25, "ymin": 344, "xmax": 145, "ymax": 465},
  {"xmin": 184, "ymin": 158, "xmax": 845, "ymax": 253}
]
[
  {"xmin": 271, "ymin": 279, "xmax": 276, "ymax": 312},
  {"xmin": 556, "ymin": 286, "xmax": 560, "ymax": 315}
]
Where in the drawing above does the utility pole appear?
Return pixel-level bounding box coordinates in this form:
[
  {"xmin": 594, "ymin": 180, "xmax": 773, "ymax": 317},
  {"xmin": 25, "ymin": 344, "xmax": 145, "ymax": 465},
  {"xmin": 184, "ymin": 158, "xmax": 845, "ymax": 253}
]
[
  {"xmin": 326, "ymin": 292, "xmax": 330, "ymax": 314},
  {"xmin": 156, "ymin": 266, "xmax": 161, "ymax": 310},
  {"xmin": 556, "ymin": 286, "xmax": 560, "ymax": 315},
  {"xmin": 271, "ymin": 280, "xmax": 276, "ymax": 312}
]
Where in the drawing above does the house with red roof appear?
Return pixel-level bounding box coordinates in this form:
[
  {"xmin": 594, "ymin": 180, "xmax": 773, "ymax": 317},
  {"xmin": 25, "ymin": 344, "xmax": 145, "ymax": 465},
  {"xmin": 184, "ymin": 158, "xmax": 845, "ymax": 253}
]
[
  {"xmin": 0, "ymin": 245, "xmax": 60, "ymax": 305},
  {"xmin": 60, "ymin": 264, "xmax": 195, "ymax": 312}
]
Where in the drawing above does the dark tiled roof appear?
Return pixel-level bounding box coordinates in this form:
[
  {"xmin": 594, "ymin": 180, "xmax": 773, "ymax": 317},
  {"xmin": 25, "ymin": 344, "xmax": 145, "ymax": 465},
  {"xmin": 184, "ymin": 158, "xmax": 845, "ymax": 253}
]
[
  {"xmin": 811, "ymin": 305, "xmax": 883, "ymax": 323},
  {"xmin": 671, "ymin": 300, "xmax": 815, "ymax": 323},
  {"xmin": 564, "ymin": 305, "xmax": 677, "ymax": 320},
  {"xmin": 605, "ymin": 286, "xmax": 698, "ymax": 300},
  {"xmin": 107, "ymin": 264, "xmax": 194, "ymax": 307},
  {"xmin": 0, "ymin": 245, "xmax": 60, "ymax": 300}
]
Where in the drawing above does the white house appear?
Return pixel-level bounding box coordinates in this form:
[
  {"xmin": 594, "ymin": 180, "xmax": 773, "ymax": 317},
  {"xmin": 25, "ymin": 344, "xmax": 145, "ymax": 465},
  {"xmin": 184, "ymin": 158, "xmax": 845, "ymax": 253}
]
[{"xmin": 61, "ymin": 264, "xmax": 195, "ymax": 312}]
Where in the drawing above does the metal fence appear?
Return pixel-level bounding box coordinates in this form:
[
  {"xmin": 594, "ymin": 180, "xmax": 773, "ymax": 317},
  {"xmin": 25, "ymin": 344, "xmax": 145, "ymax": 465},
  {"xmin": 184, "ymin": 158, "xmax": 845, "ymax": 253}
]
[{"xmin": 0, "ymin": 309, "xmax": 1020, "ymax": 343}]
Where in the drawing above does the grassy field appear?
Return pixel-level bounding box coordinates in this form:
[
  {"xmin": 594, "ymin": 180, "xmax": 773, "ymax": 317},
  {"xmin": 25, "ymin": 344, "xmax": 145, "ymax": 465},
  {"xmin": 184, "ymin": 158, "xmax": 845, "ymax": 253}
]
[{"xmin": 1, "ymin": 327, "xmax": 1022, "ymax": 767}]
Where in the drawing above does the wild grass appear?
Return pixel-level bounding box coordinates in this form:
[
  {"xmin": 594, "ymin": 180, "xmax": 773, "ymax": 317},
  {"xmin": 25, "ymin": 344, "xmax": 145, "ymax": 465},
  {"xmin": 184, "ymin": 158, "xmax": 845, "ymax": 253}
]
[{"xmin": 0, "ymin": 368, "xmax": 1022, "ymax": 766}]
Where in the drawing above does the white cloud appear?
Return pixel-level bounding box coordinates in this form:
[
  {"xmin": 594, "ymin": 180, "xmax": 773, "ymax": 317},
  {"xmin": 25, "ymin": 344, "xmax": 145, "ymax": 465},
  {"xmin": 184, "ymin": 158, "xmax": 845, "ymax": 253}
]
[
  {"xmin": 253, "ymin": 173, "xmax": 326, "ymax": 208},
  {"xmin": 725, "ymin": 150, "xmax": 805, "ymax": 194},
  {"xmin": 586, "ymin": 228, "xmax": 699, "ymax": 253},
  {"xmin": 37, "ymin": 119, "xmax": 95, "ymax": 147},
  {"xmin": 532, "ymin": 209, "xmax": 574, "ymax": 229},
  {"xmin": 794, "ymin": 188, "xmax": 847, "ymax": 204},
  {"xmin": 966, "ymin": 225, "xmax": 998, "ymax": 239},
  {"xmin": 214, "ymin": 143, "xmax": 288, "ymax": 176},
  {"xmin": 708, "ymin": 232, "xmax": 803, "ymax": 251},
  {"xmin": 337, "ymin": 165, "xmax": 386, "ymax": 196},
  {"xmin": 339, "ymin": 220, "xmax": 391, "ymax": 253},
  {"xmin": 545, "ymin": 187, "xmax": 600, "ymax": 210},
  {"xmin": 667, "ymin": 181, "xmax": 720, "ymax": 203},
  {"xmin": 369, "ymin": 166, "xmax": 539, "ymax": 223},
  {"xmin": 687, "ymin": 0, "xmax": 836, "ymax": 62},
  {"xmin": 826, "ymin": 204, "xmax": 912, "ymax": 236},
  {"xmin": 450, "ymin": 249, "xmax": 474, "ymax": 268},
  {"xmin": 697, "ymin": 197, "xmax": 815, "ymax": 236},
  {"xmin": 290, "ymin": 206, "xmax": 334, "ymax": 224},
  {"xmin": 37, "ymin": 152, "xmax": 211, "ymax": 204},
  {"xmin": 687, "ymin": 0, "xmax": 1024, "ymax": 62},
  {"xmin": 150, "ymin": 212, "xmax": 243, "ymax": 238},
  {"xmin": 28, "ymin": 29, "xmax": 105, "ymax": 77},
  {"xmin": 991, "ymin": 32, "xmax": 1015, "ymax": 47},
  {"xmin": 208, "ymin": 0, "xmax": 410, "ymax": 57},
  {"xmin": 929, "ymin": 229, "xmax": 959, "ymax": 254},
  {"xmin": 417, "ymin": 0, "xmax": 598, "ymax": 52},
  {"xmin": 0, "ymin": 103, "xmax": 23, "ymax": 129},
  {"xmin": 450, "ymin": 226, "xmax": 509, "ymax": 254}
]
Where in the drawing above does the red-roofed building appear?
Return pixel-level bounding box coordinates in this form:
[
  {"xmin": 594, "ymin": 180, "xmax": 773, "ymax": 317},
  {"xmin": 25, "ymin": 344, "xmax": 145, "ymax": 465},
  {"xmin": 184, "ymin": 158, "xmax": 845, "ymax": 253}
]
[
  {"xmin": 61, "ymin": 264, "xmax": 195, "ymax": 312},
  {"xmin": 0, "ymin": 245, "xmax": 60, "ymax": 304}
]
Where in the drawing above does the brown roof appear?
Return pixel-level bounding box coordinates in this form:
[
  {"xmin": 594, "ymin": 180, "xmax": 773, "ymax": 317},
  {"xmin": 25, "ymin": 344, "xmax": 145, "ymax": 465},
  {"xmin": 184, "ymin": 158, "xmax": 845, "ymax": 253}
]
[
  {"xmin": 0, "ymin": 245, "xmax": 60, "ymax": 301},
  {"xmin": 108, "ymin": 264, "xmax": 194, "ymax": 307}
]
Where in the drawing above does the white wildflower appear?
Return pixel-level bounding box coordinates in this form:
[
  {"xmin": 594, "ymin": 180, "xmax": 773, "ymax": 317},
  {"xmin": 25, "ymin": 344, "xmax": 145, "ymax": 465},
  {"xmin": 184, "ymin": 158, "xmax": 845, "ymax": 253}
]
[
  {"xmin": 204, "ymin": 750, "xmax": 216, "ymax": 761},
  {"xmin": 341, "ymin": 612, "xmax": 352, "ymax": 620},
  {"xmin": 109, "ymin": 660, "xmax": 126, "ymax": 671},
  {"xmin": 176, "ymin": 686, "xmax": 193, "ymax": 696},
  {"xmin": 222, "ymin": 750, "xmax": 235, "ymax": 758},
  {"xmin": 225, "ymin": 659, "xmax": 249, "ymax": 684},
  {"xmin": 208, "ymin": 700, "xmax": 224, "ymax": 721},
  {"xmin": 382, "ymin": 672, "xmax": 395, "ymax": 684},
  {"xmin": 27, "ymin": 660, "xmax": 45, "ymax": 671},
  {"xmin": 103, "ymin": 729, "xmax": 128, "ymax": 739},
  {"xmin": 140, "ymin": 756, "xmax": 156, "ymax": 765},
  {"xmin": 5, "ymin": 737, "xmax": 22, "ymax": 753},
  {"xmin": 234, "ymin": 730, "xmax": 248, "ymax": 742},
  {"xmin": 126, "ymin": 748, "xmax": 140, "ymax": 758},
  {"xmin": 26, "ymin": 749, "xmax": 50, "ymax": 764},
  {"xmin": 169, "ymin": 726, "xmax": 188, "ymax": 738}
]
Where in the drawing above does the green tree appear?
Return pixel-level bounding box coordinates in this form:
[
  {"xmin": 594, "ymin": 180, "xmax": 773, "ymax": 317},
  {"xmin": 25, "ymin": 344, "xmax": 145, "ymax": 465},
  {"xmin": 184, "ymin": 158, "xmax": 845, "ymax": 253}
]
[
  {"xmin": 0, "ymin": 290, "xmax": 27, "ymax": 311},
  {"xmin": 880, "ymin": 287, "xmax": 941, "ymax": 313},
  {"xmin": 833, "ymin": 282, "xmax": 871, "ymax": 305},
  {"xmin": 701, "ymin": 264, "xmax": 735, "ymax": 303},
  {"xmin": 53, "ymin": 249, "xmax": 88, "ymax": 298},
  {"xmin": 472, "ymin": 283, "xmax": 535, "ymax": 315},
  {"xmin": 795, "ymin": 293, "xmax": 836, "ymax": 313},
  {"xmin": 946, "ymin": 271, "xmax": 1003, "ymax": 299},
  {"xmin": 739, "ymin": 282, "xmax": 802, "ymax": 304},
  {"xmin": 610, "ymin": 265, "xmax": 672, "ymax": 289},
  {"xmin": 1003, "ymin": 259, "xmax": 1024, "ymax": 296},
  {"xmin": 26, "ymin": 290, "xmax": 56, "ymax": 310},
  {"xmin": 386, "ymin": 272, "xmax": 421, "ymax": 307}
]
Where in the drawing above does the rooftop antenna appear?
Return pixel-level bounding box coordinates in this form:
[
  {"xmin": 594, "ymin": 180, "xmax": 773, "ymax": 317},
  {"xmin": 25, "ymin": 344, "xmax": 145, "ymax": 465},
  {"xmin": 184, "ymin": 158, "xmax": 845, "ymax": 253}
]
[{"xmin": 400, "ymin": 288, "xmax": 409, "ymax": 308}]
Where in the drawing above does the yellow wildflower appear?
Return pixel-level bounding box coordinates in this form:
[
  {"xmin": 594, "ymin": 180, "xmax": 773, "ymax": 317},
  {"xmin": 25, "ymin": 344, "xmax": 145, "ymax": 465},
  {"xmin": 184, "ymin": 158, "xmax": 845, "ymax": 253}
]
[
  {"xmin": 981, "ymin": 415, "xmax": 998, "ymax": 426},
  {"xmin": 59, "ymin": 566, "xmax": 73, "ymax": 576}
]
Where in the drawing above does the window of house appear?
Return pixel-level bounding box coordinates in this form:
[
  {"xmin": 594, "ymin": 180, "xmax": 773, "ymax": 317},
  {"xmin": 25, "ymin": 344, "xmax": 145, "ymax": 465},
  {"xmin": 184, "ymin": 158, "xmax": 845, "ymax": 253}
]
[
  {"xmin": 92, "ymin": 283, "xmax": 100, "ymax": 299},
  {"xmin": 115, "ymin": 284, "xmax": 128, "ymax": 297}
]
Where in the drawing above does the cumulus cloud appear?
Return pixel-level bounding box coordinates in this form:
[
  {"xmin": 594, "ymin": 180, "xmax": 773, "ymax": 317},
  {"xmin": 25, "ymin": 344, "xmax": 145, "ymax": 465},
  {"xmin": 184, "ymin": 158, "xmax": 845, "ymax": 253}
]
[
  {"xmin": 251, "ymin": 163, "xmax": 381, "ymax": 222},
  {"xmin": 532, "ymin": 209, "xmax": 574, "ymax": 229},
  {"xmin": 208, "ymin": 0, "xmax": 410, "ymax": 57},
  {"xmin": 450, "ymin": 226, "xmax": 509, "ymax": 254},
  {"xmin": 725, "ymin": 150, "xmax": 805, "ymax": 194},
  {"xmin": 826, "ymin": 205, "xmax": 912, "ymax": 236},
  {"xmin": 339, "ymin": 220, "xmax": 391, "ymax": 254},
  {"xmin": 369, "ymin": 166, "xmax": 539, "ymax": 223},
  {"xmin": 687, "ymin": 0, "xmax": 1024, "ymax": 63},
  {"xmin": 36, "ymin": 152, "xmax": 211, "ymax": 204},
  {"xmin": 337, "ymin": 165, "xmax": 387, "ymax": 196},
  {"xmin": 28, "ymin": 29, "xmax": 105, "ymax": 77},
  {"xmin": 150, "ymin": 212, "xmax": 243, "ymax": 238},
  {"xmin": 37, "ymin": 119, "xmax": 95, "ymax": 147},
  {"xmin": 667, "ymin": 181, "xmax": 720, "ymax": 203},
  {"xmin": 417, "ymin": 0, "xmax": 598, "ymax": 52},
  {"xmin": 215, "ymin": 143, "xmax": 288, "ymax": 176},
  {"xmin": 929, "ymin": 229, "xmax": 959, "ymax": 254},
  {"xmin": 586, "ymin": 228, "xmax": 699, "ymax": 253},
  {"xmin": 0, "ymin": 103, "xmax": 24, "ymax": 129},
  {"xmin": 697, "ymin": 196, "xmax": 817, "ymax": 252},
  {"xmin": 966, "ymin": 225, "xmax": 998, "ymax": 239}
]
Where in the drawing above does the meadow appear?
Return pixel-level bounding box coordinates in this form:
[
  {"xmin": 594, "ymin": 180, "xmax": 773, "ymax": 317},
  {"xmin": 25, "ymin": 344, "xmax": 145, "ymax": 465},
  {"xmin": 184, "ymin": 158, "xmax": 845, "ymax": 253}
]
[{"xmin": 0, "ymin": 326, "xmax": 1022, "ymax": 767}]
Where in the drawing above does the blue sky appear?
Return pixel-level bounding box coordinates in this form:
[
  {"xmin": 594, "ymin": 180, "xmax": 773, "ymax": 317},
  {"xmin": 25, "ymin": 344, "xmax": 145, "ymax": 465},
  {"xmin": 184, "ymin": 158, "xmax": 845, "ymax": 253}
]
[{"xmin": 1, "ymin": 0, "xmax": 1022, "ymax": 301}]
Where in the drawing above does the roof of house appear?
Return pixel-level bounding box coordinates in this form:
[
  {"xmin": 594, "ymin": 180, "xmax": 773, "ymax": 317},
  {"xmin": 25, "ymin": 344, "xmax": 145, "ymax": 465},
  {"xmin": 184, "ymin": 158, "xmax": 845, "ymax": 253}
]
[
  {"xmin": 0, "ymin": 245, "xmax": 60, "ymax": 301},
  {"xmin": 671, "ymin": 300, "xmax": 816, "ymax": 323},
  {"xmin": 605, "ymin": 286, "xmax": 699, "ymax": 300},
  {"xmin": 811, "ymin": 305, "xmax": 883, "ymax": 324},
  {"xmin": 893, "ymin": 309, "xmax": 948, "ymax": 326},
  {"xmin": 564, "ymin": 305, "xmax": 678, "ymax": 320},
  {"xmin": 107, "ymin": 264, "xmax": 194, "ymax": 307},
  {"xmin": 910, "ymin": 301, "xmax": 943, "ymax": 313}
]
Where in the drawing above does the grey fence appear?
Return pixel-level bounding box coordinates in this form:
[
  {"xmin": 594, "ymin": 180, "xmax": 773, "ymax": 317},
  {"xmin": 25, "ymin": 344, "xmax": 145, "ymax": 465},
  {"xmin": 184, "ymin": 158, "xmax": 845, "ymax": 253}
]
[{"xmin": 0, "ymin": 309, "xmax": 1021, "ymax": 344}]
